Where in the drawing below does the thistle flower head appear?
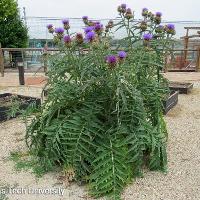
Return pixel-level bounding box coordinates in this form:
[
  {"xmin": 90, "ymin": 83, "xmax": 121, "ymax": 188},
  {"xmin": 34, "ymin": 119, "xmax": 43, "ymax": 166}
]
[
  {"xmin": 165, "ymin": 24, "xmax": 176, "ymax": 35},
  {"xmin": 118, "ymin": 3, "xmax": 127, "ymax": 13},
  {"xmin": 75, "ymin": 33, "xmax": 84, "ymax": 44},
  {"xmin": 108, "ymin": 20, "xmax": 114, "ymax": 28},
  {"xmin": 156, "ymin": 12, "xmax": 162, "ymax": 17},
  {"xmin": 63, "ymin": 35, "xmax": 71, "ymax": 43},
  {"xmin": 143, "ymin": 33, "xmax": 153, "ymax": 41},
  {"xmin": 88, "ymin": 20, "xmax": 95, "ymax": 26},
  {"xmin": 142, "ymin": 8, "xmax": 148, "ymax": 17},
  {"xmin": 106, "ymin": 55, "xmax": 117, "ymax": 67},
  {"xmin": 167, "ymin": 24, "xmax": 175, "ymax": 30},
  {"xmin": 84, "ymin": 26, "xmax": 94, "ymax": 33},
  {"xmin": 125, "ymin": 8, "xmax": 134, "ymax": 19},
  {"xmin": 140, "ymin": 21, "xmax": 147, "ymax": 31},
  {"xmin": 94, "ymin": 23, "xmax": 103, "ymax": 33},
  {"xmin": 121, "ymin": 4, "xmax": 127, "ymax": 9},
  {"xmin": 62, "ymin": 19, "xmax": 69, "ymax": 25},
  {"xmin": 155, "ymin": 25, "xmax": 164, "ymax": 33},
  {"xmin": 142, "ymin": 8, "xmax": 148, "ymax": 12},
  {"xmin": 55, "ymin": 27, "xmax": 64, "ymax": 34},
  {"xmin": 118, "ymin": 51, "xmax": 127, "ymax": 59},
  {"xmin": 82, "ymin": 16, "xmax": 88, "ymax": 21},
  {"xmin": 86, "ymin": 31, "xmax": 96, "ymax": 42},
  {"xmin": 47, "ymin": 24, "xmax": 54, "ymax": 33},
  {"xmin": 47, "ymin": 24, "xmax": 53, "ymax": 29}
]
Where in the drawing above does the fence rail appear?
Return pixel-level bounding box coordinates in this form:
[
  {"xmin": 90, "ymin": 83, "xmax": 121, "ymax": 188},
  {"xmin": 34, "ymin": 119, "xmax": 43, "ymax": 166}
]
[{"xmin": 1, "ymin": 47, "xmax": 200, "ymax": 78}]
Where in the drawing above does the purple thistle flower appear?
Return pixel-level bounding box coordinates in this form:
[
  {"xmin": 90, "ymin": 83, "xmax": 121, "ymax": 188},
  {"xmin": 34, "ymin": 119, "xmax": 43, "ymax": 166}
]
[
  {"xmin": 143, "ymin": 33, "xmax": 153, "ymax": 41},
  {"xmin": 62, "ymin": 19, "xmax": 69, "ymax": 25},
  {"xmin": 94, "ymin": 23, "xmax": 103, "ymax": 32},
  {"xmin": 167, "ymin": 24, "xmax": 175, "ymax": 30},
  {"xmin": 118, "ymin": 51, "xmax": 127, "ymax": 59},
  {"xmin": 142, "ymin": 8, "xmax": 148, "ymax": 12},
  {"xmin": 121, "ymin": 4, "xmax": 127, "ymax": 9},
  {"xmin": 165, "ymin": 24, "xmax": 175, "ymax": 35},
  {"xmin": 84, "ymin": 26, "xmax": 94, "ymax": 33},
  {"xmin": 156, "ymin": 12, "xmax": 162, "ymax": 17},
  {"xmin": 47, "ymin": 24, "xmax": 53, "ymax": 29},
  {"xmin": 106, "ymin": 55, "xmax": 117, "ymax": 66},
  {"xmin": 63, "ymin": 35, "xmax": 71, "ymax": 43},
  {"xmin": 142, "ymin": 8, "xmax": 149, "ymax": 17},
  {"xmin": 82, "ymin": 16, "xmax": 88, "ymax": 20},
  {"xmin": 126, "ymin": 8, "xmax": 132, "ymax": 14},
  {"xmin": 55, "ymin": 27, "xmax": 64, "ymax": 34},
  {"xmin": 86, "ymin": 31, "xmax": 96, "ymax": 42},
  {"xmin": 94, "ymin": 21, "xmax": 100, "ymax": 25}
]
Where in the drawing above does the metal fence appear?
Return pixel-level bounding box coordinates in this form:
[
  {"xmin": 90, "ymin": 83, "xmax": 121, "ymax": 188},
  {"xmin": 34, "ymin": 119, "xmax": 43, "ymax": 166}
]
[
  {"xmin": 25, "ymin": 17, "xmax": 200, "ymax": 41},
  {"xmin": 1, "ymin": 47, "xmax": 200, "ymax": 77}
]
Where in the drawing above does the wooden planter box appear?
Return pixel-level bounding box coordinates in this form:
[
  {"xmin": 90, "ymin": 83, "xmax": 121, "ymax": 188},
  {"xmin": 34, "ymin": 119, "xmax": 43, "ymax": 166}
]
[
  {"xmin": 163, "ymin": 91, "xmax": 179, "ymax": 115},
  {"xmin": 168, "ymin": 68, "xmax": 196, "ymax": 72},
  {"xmin": 0, "ymin": 93, "xmax": 41, "ymax": 122},
  {"xmin": 169, "ymin": 82, "xmax": 193, "ymax": 94}
]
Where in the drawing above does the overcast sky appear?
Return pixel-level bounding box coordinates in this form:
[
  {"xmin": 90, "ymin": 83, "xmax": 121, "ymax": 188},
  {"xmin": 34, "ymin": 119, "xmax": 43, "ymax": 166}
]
[{"xmin": 17, "ymin": 0, "xmax": 200, "ymax": 21}]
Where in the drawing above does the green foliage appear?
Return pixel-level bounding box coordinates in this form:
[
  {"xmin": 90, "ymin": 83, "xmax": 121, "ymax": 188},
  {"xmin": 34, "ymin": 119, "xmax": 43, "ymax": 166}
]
[
  {"xmin": 0, "ymin": 0, "xmax": 18, "ymax": 21},
  {"xmin": 9, "ymin": 151, "xmax": 47, "ymax": 178},
  {"xmin": 23, "ymin": 4, "xmax": 175, "ymax": 200},
  {"xmin": 0, "ymin": 0, "xmax": 28, "ymax": 48}
]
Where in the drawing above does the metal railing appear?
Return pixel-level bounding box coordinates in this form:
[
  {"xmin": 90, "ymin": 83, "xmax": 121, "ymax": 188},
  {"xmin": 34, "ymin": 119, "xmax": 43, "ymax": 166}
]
[{"xmin": 1, "ymin": 47, "xmax": 200, "ymax": 78}]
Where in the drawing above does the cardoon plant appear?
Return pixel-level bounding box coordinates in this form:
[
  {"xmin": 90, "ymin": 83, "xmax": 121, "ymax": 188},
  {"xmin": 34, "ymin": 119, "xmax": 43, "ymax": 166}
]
[{"xmin": 25, "ymin": 4, "xmax": 175, "ymax": 200}]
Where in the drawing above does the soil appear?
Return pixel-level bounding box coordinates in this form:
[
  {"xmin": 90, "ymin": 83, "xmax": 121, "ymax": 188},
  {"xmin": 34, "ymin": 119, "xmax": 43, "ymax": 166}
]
[{"xmin": 0, "ymin": 95, "xmax": 25, "ymax": 108}]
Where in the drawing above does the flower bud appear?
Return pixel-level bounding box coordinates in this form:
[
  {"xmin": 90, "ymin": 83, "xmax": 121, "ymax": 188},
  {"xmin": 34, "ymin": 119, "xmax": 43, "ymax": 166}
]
[
  {"xmin": 140, "ymin": 21, "xmax": 147, "ymax": 31},
  {"xmin": 55, "ymin": 27, "xmax": 65, "ymax": 39},
  {"xmin": 125, "ymin": 8, "xmax": 134, "ymax": 19},
  {"xmin": 75, "ymin": 33, "xmax": 84, "ymax": 44},
  {"xmin": 47, "ymin": 24, "xmax": 54, "ymax": 33},
  {"xmin": 106, "ymin": 55, "xmax": 117, "ymax": 68},
  {"xmin": 142, "ymin": 8, "xmax": 148, "ymax": 17}
]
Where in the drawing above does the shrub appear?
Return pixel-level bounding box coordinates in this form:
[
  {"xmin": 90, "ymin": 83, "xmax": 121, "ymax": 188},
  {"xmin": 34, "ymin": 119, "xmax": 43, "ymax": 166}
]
[
  {"xmin": 25, "ymin": 4, "xmax": 175, "ymax": 200},
  {"xmin": 0, "ymin": 0, "xmax": 28, "ymax": 48}
]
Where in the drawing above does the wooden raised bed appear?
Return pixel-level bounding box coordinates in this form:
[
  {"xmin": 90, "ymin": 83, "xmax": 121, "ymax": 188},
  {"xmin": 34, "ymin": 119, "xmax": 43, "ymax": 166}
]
[
  {"xmin": 0, "ymin": 93, "xmax": 41, "ymax": 122},
  {"xmin": 163, "ymin": 90, "xmax": 179, "ymax": 115},
  {"xmin": 168, "ymin": 68, "xmax": 196, "ymax": 72},
  {"xmin": 169, "ymin": 82, "xmax": 193, "ymax": 94}
]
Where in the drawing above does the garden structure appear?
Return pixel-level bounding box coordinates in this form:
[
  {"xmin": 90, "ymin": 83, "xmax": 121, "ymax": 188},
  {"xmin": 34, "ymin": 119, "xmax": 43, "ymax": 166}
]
[{"xmin": 167, "ymin": 27, "xmax": 200, "ymax": 72}]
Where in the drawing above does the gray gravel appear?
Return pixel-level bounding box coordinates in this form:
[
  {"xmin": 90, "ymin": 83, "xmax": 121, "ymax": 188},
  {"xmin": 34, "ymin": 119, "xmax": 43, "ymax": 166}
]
[{"xmin": 0, "ymin": 85, "xmax": 200, "ymax": 200}]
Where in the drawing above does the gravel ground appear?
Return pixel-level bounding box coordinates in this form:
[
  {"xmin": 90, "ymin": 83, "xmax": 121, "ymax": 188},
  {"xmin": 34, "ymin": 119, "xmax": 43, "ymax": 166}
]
[{"xmin": 0, "ymin": 85, "xmax": 200, "ymax": 200}]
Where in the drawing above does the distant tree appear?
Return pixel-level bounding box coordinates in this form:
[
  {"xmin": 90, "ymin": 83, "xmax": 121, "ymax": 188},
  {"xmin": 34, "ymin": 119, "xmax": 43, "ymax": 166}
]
[
  {"xmin": 0, "ymin": 15, "xmax": 28, "ymax": 48},
  {"xmin": 0, "ymin": 0, "xmax": 28, "ymax": 48},
  {"xmin": 0, "ymin": 0, "xmax": 18, "ymax": 21}
]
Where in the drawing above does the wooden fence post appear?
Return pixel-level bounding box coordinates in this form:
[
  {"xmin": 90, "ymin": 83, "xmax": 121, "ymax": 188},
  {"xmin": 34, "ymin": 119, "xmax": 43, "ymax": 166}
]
[
  {"xmin": 0, "ymin": 43, "xmax": 5, "ymax": 77},
  {"xmin": 17, "ymin": 56, "xmax": 25, "ymax": 85},
  {"xmin": 43, "ymin": 44, "xmax": 48, "ymax": 74}
]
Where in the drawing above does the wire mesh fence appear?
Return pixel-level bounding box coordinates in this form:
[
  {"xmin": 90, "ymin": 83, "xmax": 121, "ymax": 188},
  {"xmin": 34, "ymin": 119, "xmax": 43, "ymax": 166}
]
[
  {"xmin": 1, "ymin": 17, "xmax": 200, "ymax": 74},
  {"xmin": 25, "ymin": 16, "xmax": 200, "ymax": 41}
]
